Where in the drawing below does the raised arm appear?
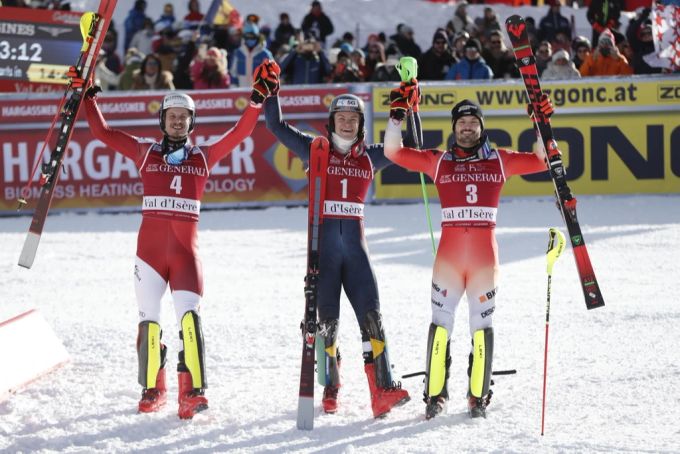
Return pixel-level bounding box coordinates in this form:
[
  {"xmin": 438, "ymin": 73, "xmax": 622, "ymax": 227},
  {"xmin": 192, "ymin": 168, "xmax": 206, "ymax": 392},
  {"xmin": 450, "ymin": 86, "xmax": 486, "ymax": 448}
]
[
  {"xmin": 82, "ymin": 90, "xmax": 150, "ymax": 166},
  {"xmin": 204, "ymin": 59, "xmax": 282, "ymax": 168},
  {"xmin": 263, "ymin": 94, "xmax": 314, "ymax": 163},
  {"xmin": 203, "ymin": 103, "xmax": 262, "ymax": 168},
  {"xmin": 384, "ymin": 119, "xmax": 439, "ymax": 178}
]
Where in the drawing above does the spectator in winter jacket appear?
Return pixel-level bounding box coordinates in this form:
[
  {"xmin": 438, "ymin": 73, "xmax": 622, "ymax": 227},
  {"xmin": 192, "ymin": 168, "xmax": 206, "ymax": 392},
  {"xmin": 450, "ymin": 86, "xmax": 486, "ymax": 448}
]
[
  {"xmin": 279, "ymin": 35, "xmax": 332, "ymax": 84},
  {"xmin": 446, "ymin": 1, "xmax": 477, "ymax": 40},
  {"xmin": 191, "ymin": 46, "xmax": 230, "ymax": 89},
  {"xmin": 183, "ymin": 0, "xmax": 205, "ymax": 31},
  {"xmin": 129, "ymin": 17, "xmax": 156, "ymax": 56},
  {"xmin": 130, "ymin": 54, "xmax": 174, "ymax": 90},
  {"xmin": 445, "ymin": 38, "xmax": 493, "ymax": 80},
  {"xmin": 535, "ymin": 41, "xmax": 553, "ymax": 76},
  {"xmin": 481, "ymin": 30, "xmax": 517, "ymax": 79},
  {"xmin": 301, "ymin": 0, "xmax": 334, "ymax": 47},
  {"xmin": 230, "ymin": 21, "xmax": 274, "ymax": 87},
  {"xmin": 172, "ymin": 30, "xmax": 198, "ymax": 90},
  {"xmin": 387, "ymin": 24, "xmax": 422, "ymax": 59},
  {"xmin": 418, "ymin": 29, "xmax": 458, "ymax": 81},
  {"xmin": 363, "ymin": 42, "xmax": 386, "ymax": 81},
  {"xmin": 474, "ymin": 7, "xmax": 502, "ymax": 44},
  {"xmin": 587, "ymin": 0, "xmax": 623, "ymax": 45},
  {"xmin": 451, "ymin": 31, "xmax": 470, "ymax": 61},
  {"xmin": 102, "ymin": 29, "xmax": 123, "ymax": 74},
  {"xmin": 371, "ymin": 54, "xmax": 401, "ymax": 82},
  {"xmin": 118, "ymin": 48, "xmax": 144, "ymax": 91},
  {"xmin": 538, "ymin": 0, "xmax": 572, "ymax": 45},
  {"xmin": 155, "ymin": 3, "xmax": 176, "ymax": 32},
  {"xmin": 579, "ymin": 28, "xmax": 633, "ymax": 77},
  {"xmin": 124, "ymin": 0, "xmax": 149, "ymax": 51},
  {"xmin": 272, "ymin": 12, "xmax": 296, "ymax": 56},
  {"xmin": 571, "ymin": 36, "xmax": 592, "ymax": 70},
  {"xmin": 542, "ymin": 49, "xmax": 581, "ymax": 80}
]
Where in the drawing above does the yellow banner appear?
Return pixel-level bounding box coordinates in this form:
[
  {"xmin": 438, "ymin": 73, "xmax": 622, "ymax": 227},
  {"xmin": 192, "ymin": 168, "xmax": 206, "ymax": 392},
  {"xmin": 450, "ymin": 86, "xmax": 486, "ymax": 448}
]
[
  {"xmin": 375, "ymin": 112, "xmax": 680, "ymax": 198},
  {"xmin": 373, "ymin": 78, "xmax": 680, "ymax": 111}
]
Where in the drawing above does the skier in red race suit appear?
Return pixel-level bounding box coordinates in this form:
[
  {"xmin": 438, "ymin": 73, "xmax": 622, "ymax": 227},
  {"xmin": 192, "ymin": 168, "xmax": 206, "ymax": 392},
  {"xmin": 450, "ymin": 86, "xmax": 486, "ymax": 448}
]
[
  {"xmin": 262, "ymin": 63, "xmax": 410, "ymax": 418},
  {"xmin": 384, "ymin": 81, "xmax": 554, "ymax": 420},
  {"xmin": 80, "ymin": 60, "xmax": 281, "ymax": 419}
]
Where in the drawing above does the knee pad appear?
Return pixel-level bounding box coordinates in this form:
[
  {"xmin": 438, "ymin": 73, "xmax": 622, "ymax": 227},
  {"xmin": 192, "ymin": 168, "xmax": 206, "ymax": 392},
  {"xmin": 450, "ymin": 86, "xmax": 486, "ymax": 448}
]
[
  {"xmin": 363, "ymin": 310, "xmax": 393, "ymax": 388},
  {"xmin": 425, "ymin": 323, "xmax": 450, "ymax": 398},
  {"xmin": 178, "ymin": 310, "xmax": 207, "ymax": 389},
  {"xmin": 316, "ymin": 318, "xmax": 340, "ymax": 387},
  {"xmin": 469, "ymin": 327, "xmax": 494, "ymax": 398},
  {"xmin": 137, "ymin": 321, "xmax": 166, "ymax": 388}
]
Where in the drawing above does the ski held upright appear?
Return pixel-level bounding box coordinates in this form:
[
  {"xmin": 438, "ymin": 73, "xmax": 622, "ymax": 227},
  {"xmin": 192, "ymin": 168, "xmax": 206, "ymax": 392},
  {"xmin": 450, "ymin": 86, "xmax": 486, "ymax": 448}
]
[
  {"xmin": 297, "ymin": 136, "xmax": 330, "ymax": 430},
  {"xmin": 505, "ymin": 14, "xmax": 605, "ymax": 310},
  {"xmin": 18, "ymin": 0, "xmax": 118, "ymax": 269}
]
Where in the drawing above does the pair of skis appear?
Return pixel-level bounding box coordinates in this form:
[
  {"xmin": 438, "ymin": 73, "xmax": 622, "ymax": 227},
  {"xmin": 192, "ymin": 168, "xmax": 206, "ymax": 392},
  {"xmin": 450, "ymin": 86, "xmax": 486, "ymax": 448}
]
[
  {"xmin": 505, "ymin": 15, "xmax": 605, "ymax": 310},
  {"xmin": 17, "ymin": 0, "xmax": 118, "ymax": 269}
]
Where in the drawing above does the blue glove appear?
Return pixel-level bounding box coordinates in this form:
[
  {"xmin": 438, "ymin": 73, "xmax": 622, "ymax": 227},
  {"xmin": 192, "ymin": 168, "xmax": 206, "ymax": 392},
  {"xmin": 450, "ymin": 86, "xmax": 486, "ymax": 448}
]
[{"xmin": 163, "ymin": 146, "xmax": 188, "ymax": 165}]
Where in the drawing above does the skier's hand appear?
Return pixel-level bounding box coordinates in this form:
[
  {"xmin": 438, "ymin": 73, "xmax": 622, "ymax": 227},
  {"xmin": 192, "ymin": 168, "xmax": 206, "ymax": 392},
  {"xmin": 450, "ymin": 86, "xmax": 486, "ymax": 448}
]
[
  {"xmin": 66, "ymin": 65, "xmax": 85, "ymax": 88},
  {"xmin": 251, "ymin": 59, "xmax": 281, "ymax": 104},
  {"xmin": 389, "ymin": 79, "xmax": 419, "ymax": 121},
  {"xmin": 85, "ymin": 85, "xmax": 102, "ymax": 100},
  {"xmin": 527, "ymin": 94, "xmax": 554, "ymax": 119}
]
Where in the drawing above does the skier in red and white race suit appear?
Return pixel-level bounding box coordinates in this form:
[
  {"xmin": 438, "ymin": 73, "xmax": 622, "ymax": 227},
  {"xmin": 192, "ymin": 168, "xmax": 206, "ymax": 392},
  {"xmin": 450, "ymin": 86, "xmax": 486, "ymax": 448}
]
[
  {"xmin": 262, "ymin": 65, "xmax": 410, "ymax": 417},
  {"xmin": 81, "ymin": 61, "xmax": 281, "ymax": 419},
  {"xmin": 384, "ymin": 81, "xmax": 554, "ymax": 419}
]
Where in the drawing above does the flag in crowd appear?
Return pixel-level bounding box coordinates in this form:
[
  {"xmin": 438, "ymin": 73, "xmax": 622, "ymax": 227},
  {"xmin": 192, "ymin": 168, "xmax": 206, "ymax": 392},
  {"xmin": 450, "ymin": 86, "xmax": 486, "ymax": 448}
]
[{"xmin": 645, "ymin": 1, "xmax": 680, "ymax": 70}]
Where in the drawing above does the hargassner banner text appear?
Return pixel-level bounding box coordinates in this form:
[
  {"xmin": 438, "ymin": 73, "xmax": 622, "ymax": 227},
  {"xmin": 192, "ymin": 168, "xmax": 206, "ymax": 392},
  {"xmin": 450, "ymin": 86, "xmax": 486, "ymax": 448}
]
[{"xmin": 0, "ymin": 87, "xmax": 347, "ymax": 213}]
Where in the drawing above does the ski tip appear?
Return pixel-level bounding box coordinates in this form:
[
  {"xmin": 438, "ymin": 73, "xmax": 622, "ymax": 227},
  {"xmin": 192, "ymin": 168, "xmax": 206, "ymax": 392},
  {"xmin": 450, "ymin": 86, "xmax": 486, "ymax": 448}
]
[{"xmin": 505, "ymin": 14, "xmax": 524, "ymax": 25}]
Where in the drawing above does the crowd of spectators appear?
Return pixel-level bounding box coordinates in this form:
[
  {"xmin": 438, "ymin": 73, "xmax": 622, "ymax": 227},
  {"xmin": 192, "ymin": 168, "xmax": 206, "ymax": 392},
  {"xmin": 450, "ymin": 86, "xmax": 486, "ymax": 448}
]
[{"xmin": 4, "ymin": 0, "xmax": 676, "ymax": 91}]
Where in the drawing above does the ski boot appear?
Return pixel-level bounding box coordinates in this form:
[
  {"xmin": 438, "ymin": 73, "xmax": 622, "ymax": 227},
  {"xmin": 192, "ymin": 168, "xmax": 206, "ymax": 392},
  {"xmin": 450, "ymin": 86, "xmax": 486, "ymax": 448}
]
[
  {"xmin": 364, "ymin": 363, "xmax": 410, "ymax": 417},
  {"xmin": 363, "ymin": 310, "xmax": 410, "ymax": 418},
  {"xmin": 322, "ymin": 384, "xmax": 340, "ymax": 414},
  {"xmin": 319, "ymin": 319, "xmax": 341, "ymax": 414},
  {"xmin": 137, "ymin": 321, "xmax": 167, "ymax": 413},
  {"xmin": 139, "ymin": 367, "xmax": 167, "ymax": 413},
  {"xmin": 467, "ymin": 392, "xmax": 492, "ymax": 419},
  {"xmin": 178, "ymin": 371, "xmax": 208, "ymax": 419}
]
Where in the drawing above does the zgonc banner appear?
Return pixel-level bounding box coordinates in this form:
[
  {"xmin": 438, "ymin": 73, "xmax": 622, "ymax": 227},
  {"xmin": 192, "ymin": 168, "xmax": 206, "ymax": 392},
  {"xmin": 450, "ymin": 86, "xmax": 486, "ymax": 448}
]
[
  {"xmin": 372, "ymin": 76, "xmax": 680, "ymax": 199},
  {"xmin": 0, "ymin": 87, "xmax": 347, "ymax": 213}
]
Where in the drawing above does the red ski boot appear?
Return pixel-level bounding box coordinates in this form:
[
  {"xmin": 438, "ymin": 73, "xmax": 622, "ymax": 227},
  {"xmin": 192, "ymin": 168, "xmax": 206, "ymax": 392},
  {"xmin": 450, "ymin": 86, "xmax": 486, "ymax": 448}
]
[
  {"xmin": 322, "ymin": 385, "xmax": 340, "ymax": 414},
  {"xmin": 177, "ymin": 371, "xmax": 208, "ymax": 419},
  {"xmin": 364, "ymin": 363, "xmax": 410, "ymax": 418},
  {"xmin": 138, "ymin": 367, "xmax": 167, "ymax": 413}
]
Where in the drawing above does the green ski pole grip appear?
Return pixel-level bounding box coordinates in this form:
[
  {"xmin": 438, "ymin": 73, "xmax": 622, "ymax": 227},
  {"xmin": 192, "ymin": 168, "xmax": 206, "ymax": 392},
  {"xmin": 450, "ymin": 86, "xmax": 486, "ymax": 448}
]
[{"xmin": 396, "ymin": 56, "xmax": 418, "ymax": 82}]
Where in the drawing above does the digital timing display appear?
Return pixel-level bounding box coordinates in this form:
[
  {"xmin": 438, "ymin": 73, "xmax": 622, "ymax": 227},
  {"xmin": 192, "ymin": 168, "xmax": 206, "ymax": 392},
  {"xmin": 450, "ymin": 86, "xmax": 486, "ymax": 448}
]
[{"xmin": 0, "ymin": 9, "xmax": 84, "ymax": 85}]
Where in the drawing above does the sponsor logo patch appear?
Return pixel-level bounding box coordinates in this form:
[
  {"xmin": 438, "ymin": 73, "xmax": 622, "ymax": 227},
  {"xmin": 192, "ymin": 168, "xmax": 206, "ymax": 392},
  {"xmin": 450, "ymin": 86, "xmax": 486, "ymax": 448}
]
[{"xmin": 479, "ymin": 287, "xmax": 498, "ymax": 303}]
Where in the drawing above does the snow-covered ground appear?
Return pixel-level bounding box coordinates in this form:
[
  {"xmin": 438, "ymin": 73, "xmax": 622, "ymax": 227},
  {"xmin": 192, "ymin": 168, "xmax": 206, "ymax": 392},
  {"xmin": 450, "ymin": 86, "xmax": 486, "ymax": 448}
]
[{"xmin": 1, "ymin": 194, "xmax": 679, "ymax": 453}]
